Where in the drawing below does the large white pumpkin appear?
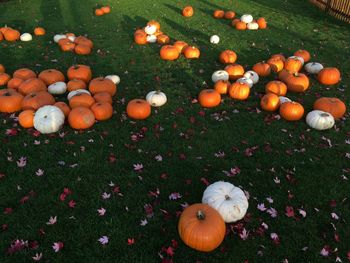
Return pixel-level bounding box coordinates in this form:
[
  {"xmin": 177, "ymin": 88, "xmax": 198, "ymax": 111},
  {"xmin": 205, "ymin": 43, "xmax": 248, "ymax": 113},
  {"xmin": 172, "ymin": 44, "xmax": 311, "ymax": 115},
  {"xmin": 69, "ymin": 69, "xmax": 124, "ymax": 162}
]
[
  {"xmin": 34, "ymin": 105, "xmax": 65, "ymax": 134},
  {"xmin": 53, "ymin": 34, "xmax": 66, "ymax": 43},
  {"xmin": 306, "ymin": 110, "xmax": 335, "ymax": 130},
  {"xmin": 247, "ymin": 22, "xmax": 259, "ymax": 30},
  {"xmin": 146, "ymin": 34, "xmax": 157, "ymax": 43},
  {"xmin": 212, "ymin": 70, "xmax": 229, "ymax": 83},
  {"xmin": 105, "ymin": 75, "xmax": 120, "ymax": 85},
  {"xmin": 236, "ymin": 77, "xmax": 253, "ymax": 88},
  {"xmin": 241, "ymin": 14, "xmax": 253, "ymax": 23},
  {"xmin": 202, "ymin": 181, "xmax": 249, "ymax": 223},
  {"xmin": 144, "ymin": 25, "xmax": 156, "ymax": 35},
  {"xmin": 243, "ymin": 70, "xmax": 259, "ymax": 84},
  {"xmin": 279, "ymin": 96, "xmax": 292, "ymax": 104},
  {"xmin": 289, "ymin": 55, "xmax": 304, "ymax": 65},
  {"xmin": 305, "ymin": 62, "xmax": 323, "ymax": 74},
  {"xmin": 146, "ymin": 90, "xmax": 167, "ymax": 107},
  {"xmin": 48, "ymin": 82, "xmax": 67, "ymax": 95},
  {"xmin": 210, "ymin": 35, "xmax": 220, "ymax": 44},
  {"xmin": 20, "ymin": 33, "xmax": 33, "ymax": 42},
  {"xmin": 67, "ymin": 89, "xmax": 91, "ymax": 100}
]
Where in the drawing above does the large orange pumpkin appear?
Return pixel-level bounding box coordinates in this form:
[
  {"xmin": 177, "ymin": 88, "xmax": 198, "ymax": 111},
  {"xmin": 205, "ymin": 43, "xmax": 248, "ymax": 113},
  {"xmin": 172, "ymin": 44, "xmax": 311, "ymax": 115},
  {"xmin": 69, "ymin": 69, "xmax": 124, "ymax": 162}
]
[
  {"xmin": 90, "ymin": 102, "xmax": 113, "ymax": 121},
  {"xmin": 18, "ymin": 78, "xmax": 47, "ymax": 95},
  {"xmin": 68, "ymin": 107, "xmax": 95, "ymax": 129},
  {"xmin": 21, "ymin": 91, "xmax": 55, "ymax": 110},
  {"xmin": 294, "ymin": 50, "xmax": 310, "ymax": 63},
  {"xmin": 252, "ymin": 62, "xmax": 271, "ymax": 77},
  {"xmin": 7, "ymin": 77, "xmax": 24, "ymax": 90},
  {"xmin": 265, "ymin": 81, "xmax": 287, "ymax": 96},
  {"xmin": 126, "ymin": 99, "xmax": 151, "ymax": 120},
  {"xmin": 38, "ymin": 69, "xmax": 65, "ymax": 86},
  {"xmin": 284, "ymin": 57, "xmax": 302, "ymax": 73},
  {"xmin": 313, "ymin": 97, "xmax": 346, "ymax": 119},
  {"xmin": 160, "ymin": 45, "xmax": 180, "ymax": 61},
  {"xmin": 69, "ymin": 93, "xmax": 95, "ymax": 108},
  {"xmin": 182, "ymin": 6, "xmax": 194, "ymax": 17},
  {"xmin": 214, "ymin": 80, "xmax": 230, "ymax": 94},
  {"xmin": 95, "ymin": 8, "xmax": 104, "ymax": 16},
  {"xmin": 228, "ymin": 82, "xmax": 250, "ymax": 100},
  {"xmin": 198, "ymin": 89, "xmax": 221, "ymax": 108},
  {"xmin": 267, "ymin": 58, "xmax": 284, "ymax": 73},
  {"xmin": 0, "ymin": 89, "xmax": 23, "ymax": 113},
  {"xmin": 67, "ymin": 79, "xmax": 87, "ymax": 91},
  {"xmin": 183, "ymin": 46, "xmax": 200, "ymax": 59},
  {"xmin": 0, "ymin": 73, "xmax": 11, "ymax": 86},
  {"xmin": 219, "ymin": 50, "xmax": 237, "ymax": 64},
  {"xmin": 13, "ymin": 68, "xmax": 37, "ymax": 80},
  {"xmin": 285, "ymin": 73, "xmax": 309, "ymax": 93},
  {"xmin": 89, "ymin": 77, "xmax": 116, "ymax": 96},
  {"xmin": 18, "ymin": 109, "xmax": 35, "ymax": 128},
  {"xmin": 224, "ymin": 64, "xmax": 244, "ymax": 80},
  {"xmin": 54, "ymin": 102, "xmax": 71, "ymax": 117},
  {"xmin": 173, "ymin": 41, "xmax": 188, "ymax": 53},
  {"xmin": 317, "ymin": 67, "xmax": 341, "ymax": 85},
  {"xmin": 213, "ymin": 10, "xmax": 225, "ymax": 19},
  {"xmin": 67, "ymin": 65, "xmax": 92, "ymax": 83},
  {"xmin": 279, "ymin": 101, "xmax": 304, "ymax": 121},
  {"xmin": 178, "ymin": 203, "xmax": 226, "ymax": 252},
  {"xmin": 260, "ymin": 93, "xmax": 280, "ymax": 111}
]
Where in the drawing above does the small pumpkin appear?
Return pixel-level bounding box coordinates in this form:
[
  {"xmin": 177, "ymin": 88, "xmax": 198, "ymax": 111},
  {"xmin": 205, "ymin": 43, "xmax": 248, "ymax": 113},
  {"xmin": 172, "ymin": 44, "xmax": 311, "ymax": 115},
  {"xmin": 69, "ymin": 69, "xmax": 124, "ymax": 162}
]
[
  {"xmin": 252, "ymin": 62, "xmax": 271, "ymax": 77},
  {"xmin": 285, "ymin": 73, "xmax": 309, "ymax": 93},
  {"xmin": 95, "ymin": 8, "xmax": 104, "ymax": 16},
  {"xmin": 18, "ymin": 78, "xmax": 47, "ymax": 95},
  {"xmin": 279, "ymin": 101, "xmax": 304, "ymax": 121},
  {"xmin": 0, "ymin": 73, "xmax": 11, "ymax": 86},
  {"xmin": 69, "ymin": 93, "xmax": 95, "ymax": 108},
  {"xmin": 267, "ymin": 57, "xmax": 284, "ymax": 72},
  {"xmin": 34, "ymin": 27, "xmax": 46, "ymax": 36},
  {"xmin": 67, "ymin": 79, "xmax": 87, "ymax": 91},
  {"xmin": 75, "ymin": 44, "xmax": 91, "ymax": 55},
  {"xmin": 257, "ymin": 17, "xmax": 267, "ymax": 29},
  {"xmin": 144, "ymin": 25, "xmax": 156, "ymax": 35},
  {"xmin": 235, "ymin": 21, "xmax": 247, "ymax": 30},
  {"xmin": 313, "ymin": 97, "xmax": 346, "ymax": 119},
  {"xmin": 265, "ymin": 81, "xmax": 287, "ymax": 96},
  {"xmin": 178, "ymin": 203, "xmax": 226, "ymax": 252},
  {"xmin": 173, "ymin": 41, "xmax": 188, "ymax": 53},
  {"xmin": 33, "ymin": 105, "xmax": 65, "ymax": 134},
  {"xmin": 134, "ymin": 31, "xmax": 148, "ymax": 45},
  {"xmin": 101, "ymin": 6, "xmax": 111, "ymax": 14},
  {"xmin": 304, "ymin": 62, "xmax": 323, "ymax": 74},
  {"xmin": 68, "ymin": 107, "xmax": 95, "ymax": 129},
  {"xmin": 90, "ymin": 102, "xmax": 113, "ymax": 121},
  {"xmin": 7, "ymin": 77, "xmax": 24, "ymax": 90},
  {"xmin": 13, "ymin": 68, "xmax": 36, "ymax": 80},
  {"xmin": 317, "ymin": 67, "xmax": 341, "ymax": 85},
  {"xmin": 93, "ymin": 92, "xmax": 112, "ymax": 104},
  {"xmin": 18, "ymin": 109, "xmax": 35, "ymax": 128},
  {"xmin": 74, "ymin": 36, "xmax": 93, "ymax": 47},
  {"xmin": 213, "ymin": 10, "xmax": 225, "ymax": 19},
  {"xmin": 126, "ymin": 99, "xmax": 151, "ymax": 120},
  {"xmin": 219, "ymin": 50, "xmax": 237, "ymax": 64},
  {"xmin": 157, "ymin": 34, "xmax": 170, "ymax": 44},
  {"xmin": 306, "ymin": 110, "xmax": 335, "ymax": 130},
  {"xmin": 146, "ymin": 90, "xmax": 167, "ymax": 107},
  {"xmin": 38, "ymin": 69, "xmax": 65, "ymax": 86},
  {"xmin": 241, "ymin": 14, "xmax": 253, "ymax": 23},
  {"xmin": 209, "ymin": 35, "xmax": 220, "ymax": 44},
  {"xmin": 67, "ymin": 65, "xmax": 92, "ymax": 83},
  {"xmin": 21, "ymin": 91, "xmax": 55, "ymax": 111},
  {"xmin": 4, "ymin": 28, "xmax": 20, "ymax": 41},
  {"xmin": 294, "ymin": 50, "xmax": 310, "ymax": 63},
  {"xmin": 224, "ymin": 11, "xmax": 235, "ymax": 19},
  {"xmin": 48, "ymin": 82, "xmax": 67, "ymax": 95},
  {"xmin": 212, "ymin": 70, "xmax": 229, "ymax": 83},
  {"xmin": 182, "ymin": 6, "xmax": 194, "ymax": 17},
  {"xmin": 243, "ymin": 70, "xmax": 259, "ymax": 84},
  {"xmin": 231, "ymin": 18, "xmax": 240, "ymax": 26},
  {"xmin": 0, "ymin": 89, "xmax": 23, "ymax": 113},
  {"xmin": 105, "ymin": 75, "xmax": 120, "ymax": 85},
  {"xmin": 284, "ymin": 57, "xmax": 303, "ymax": 72},
  {"xmin": 228, "ymin": 82, "xmax": 250, "ymax": 100},
  {"xmin": 183, "ymin": 46, "xmax": 200, "ymax": 59},
  {"xmin": 235, "ymin": 77, "xmax": 253, "ymax": 88},
  {"xmin": 260, "ymin": 93, "xmax": 280, "ymax": 111},
  {"xmin": 247, "ymin": 22, "xmax": 259, "ymax": 30},
  {"xmin": 67, "ymin": 89, "xmax": 91, "ymax": 100},
  {"xmin": 54, "ymin": 101, "xmax": 71, "ymax": 117},
  {"xmin": 224, "ymin": 64, "xmax": 244, "ymax": 80},
  {"xmin": 160, "ymin": 45, "xmax": 180, "ymax": 61},
  {"xmin": 60, "ymin": 41, "xmax": 76, "ymax": 52},
  {"xmin": 89, "ymin": 77, "xmax": 116, "ymax": 96},
  {"xmin": 214, "ymin": 80, "xmax": 230, "ymax": 94},
  {"xmin": 147, "ymin": 20, "xmax": 161, "ymax": 31},
  {"xmin": 198, "ymin": 89, "xmax": 221, "ymax": 108},
  {"xmin": 20, "ymin": 33, "xmax": 32, "ymax": 41}
]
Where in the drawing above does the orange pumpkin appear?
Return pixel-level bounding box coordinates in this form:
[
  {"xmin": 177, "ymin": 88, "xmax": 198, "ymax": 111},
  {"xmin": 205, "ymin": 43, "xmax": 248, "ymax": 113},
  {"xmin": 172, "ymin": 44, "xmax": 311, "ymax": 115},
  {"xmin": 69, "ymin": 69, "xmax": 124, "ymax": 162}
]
[
  {"xmin": 153, "ymin": 30, "xmax": 163, "ymax": 37},
  {"xmin": 67, "ymin": 65, "xmax": 92, "ymax": 83},
  {"xmin": 265, "ymin": 81, "xmax": 287, "ymax": 96},
  {"xmin": 160, "ymin": 45, "xmax": 180, "ymax": 61},
  {"xmin": 0, "ymin": 73, "xmax": 11, "ymax": 86},
  {"xmin": 317, "ymin": 67, "xmax": 341, "ymax": 85},
  {"xmin": 89, "ymin": 77, "xmax": 116, "ymax": 96},
  {"xmin": 126, "ymin": 99, "xmax": 151, "ymax": 120},
  {"xmin": 4, "ymin": 28, "xmax": 20, "ymax": 41},
  {"xmin": 294, "ymin": 50, "xmax": 310, "ymax": 63},
  {"xmin": 54, "ymin": 102, "xmax": 71, "ymax": 117},
  {"xmin": 67, "ymin": 79, "xmax": 87, "ymax": 91},
  {"xmin": 279, "ymin": 101, "xmax": 304, "ymax": 121},
  {"xmin": 13, "ymin": 68, "xmax": 37, "ymax": 80},
  {"xmin": 0, "ymin": 89, "xmax": 23, "ymax": 113},
  {"xmin": 284, "ymin": 57, "xmax": 302, "ymax": 73},
  {"xmin": 271, "ymin": 54, "xmax": 286, "ymax": 62},
  {"xmin": 198, "ymin": 89, "xmax": 221, "ymax": 108},
  {"xmin": 228, "ymin": 82, "xmax": 250, "ymax": 100},
  {"xmin": 224, "ymin": 11, "xmax": 235, "ymax": 19},
  {"xmin": 69, "ymin": 93, "xmax": 95, "ymax": 108},
  {"xmin": 18, "ymin": 109, "xmax": 35, "ymax": 128},
  {"xmin": 178, "ymin": 203, "xmax": 226, "ymax": 252},
  {"xmin": 285, "ymin": 73, "xmax": 309, "ymax": 93},
  {"xmin": 183, "ymin": 46, "xmax": 200, "ymax": 59},
  {"xmin": 182, "ymin": 6, "xmax": 194, "ymax": 17},
  {"xmin": 252, "ymin": 62, "xmax": 271, "ymax": 77},
  {"xmin": 213, "ymin": 10, "xmax": 225, "ymax": 19},
  {"xmin": 95, "ymin": 9, "xmax": 104, "ymax": 16},
  {"xmin": 214, "ymin": 80, "xmax": 230, "ymax": 94},
  {"xmin": 93, "ymin": 92, "xmax": 113, "ymax": 104},
  {"xmin": 74, "ymin": 36, "xmax": 93, "ymax": 49},
  {"xmin": 134, "ymin": 31, "xmax": 148, "ymax": 45},
  {"xmin": 313, "ymin": 97, "xmax": 346, "ymax": 119},
  {"xmin": 257, "ymin": 17, "xmax": 267, "ymax": 29},
  {"xmin": 75, "ymin": 44, "xmax": 92, "ymax": 55},
  {"xmin": 68, "ymin": 107, "xmax": 95, "ymax": 129},
  {"xmin": 34, "ymin": 27, "xmax": 46, "ymax": 36},
  {"xmin": 0, "ymin": 64, "xmax": 5, "ymax": 73},
  {"xmin": 101, "ymin": 6, "xmax": 111, "ymax": 14},
  {"xmin": 157, "ymin": 34, "xmax": 170, "ymax": 45},
  {"xmin": 7, "ymin": 77, "xmax": 24, "ymax": 90},
  {"xmin": 219, "ymin": 50, "xmax": 237, "ymax": 64},
  {"xmin": 147, "ymin": 20, "xmax": 161, "ymax": 31},
  {"xmin": 0, "ymin": 32, "xmax": 3, "ymax": 42},
  {"xmin": 231, "ymin": 19, "xmax": 240, "ymax": 26},
  {"xmin": 224, "ymin": 64, "xmax": 244, "ymax": 80},
  {"xmin": 235, "ymin": 21, "xmax": 247, "ymax": 30},
  {"xmin": 38, "ymin": 69, "xmax": 65, "ymax": 86},
  {"xmin": 90, "ymin": 102, "xmax": 113, "ymax": 121},
  {"xmin": 278, "ymin": 69, "xmax": 292, "ymax": 82},
  {"xmin": 60, "ymin": 41, "xmax": 76, "ymax": 52},
  {"xmin": 58, "ymin": 38, "xmax": 71, "ymax": 47},
  {"xmin": 21, "ymin": 91, "xmax": 55, "ymax": 110},
  {"xmin": 260, "ymin": 93, "xmax": 280, "ymax": 111},
  {"xmin": 267, "ymin": 57, "xmax": 284, "ymax": 72},
  {"xmin": 18, "ymin": 78, "xmax": 47, "ymax": 95},
  {"xmin": 173, "ymin": 41, "xmax": 188, "ymax": 53}
]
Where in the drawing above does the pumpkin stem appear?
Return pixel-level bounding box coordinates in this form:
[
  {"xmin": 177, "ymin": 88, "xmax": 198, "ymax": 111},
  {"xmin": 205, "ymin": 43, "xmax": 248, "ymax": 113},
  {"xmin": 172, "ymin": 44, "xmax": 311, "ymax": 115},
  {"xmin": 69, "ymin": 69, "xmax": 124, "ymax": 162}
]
[
  {"xmin": 225, "ymin": 195, "xmax": 231, "ymax": 200},
  {"xmin": 196, "ymin": 210, "xmax": 206, "ymax": 220},
  {"xmin": 320, "ymin": 113, "xmax": 329, "ymax": 117}
]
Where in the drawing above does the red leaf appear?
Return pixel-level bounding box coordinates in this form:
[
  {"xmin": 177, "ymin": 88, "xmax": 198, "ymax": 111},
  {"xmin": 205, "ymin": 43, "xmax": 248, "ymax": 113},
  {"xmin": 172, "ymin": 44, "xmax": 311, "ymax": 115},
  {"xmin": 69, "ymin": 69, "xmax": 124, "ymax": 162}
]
[
  {"xmin": 166, "ymin": 246, "xmax": 174, "ymax": 256},
  {"xmin": 285, "ymin": 206, "xmax": 295, "ymax": 217},
  {"xmin": 68, "ymin": 200, "xmax": 76, "ymax": 208},
  {"xmin": 4, "ymin": 207, "xmax": 13, "ymax": 214},
  {"xmin": 127, "ymin": 238, "xmax": 135, "ymax": 245}
]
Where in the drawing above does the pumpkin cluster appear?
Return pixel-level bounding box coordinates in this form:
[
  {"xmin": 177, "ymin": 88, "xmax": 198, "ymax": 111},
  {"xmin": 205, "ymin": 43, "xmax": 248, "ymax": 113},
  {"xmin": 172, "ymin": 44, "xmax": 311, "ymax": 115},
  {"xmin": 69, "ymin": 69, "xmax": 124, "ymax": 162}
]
[
  {"xmin": 134, "ymin": 20, "xmax": 168, "ymax": 45},
  {"xmin": 0, "ymin": 64, "xmax": 120, "ymax": 133},
  {"xmin": 0, "ymin": 26, "xmax": 21, "ymax": 42},
  {"xmin": 232, "ymin": 14, "xmax": 267, "ymax": 30},
  {"xmin": 53, "ymin": 33, "xmax": 94, "ymax": 55},
  {"xmin": 160, "ymin": 42, "xmax": 200, "ymax": 61},
  {"xmin": 94, "ymin": 6, "xmax": 111, "ymax": 16}
]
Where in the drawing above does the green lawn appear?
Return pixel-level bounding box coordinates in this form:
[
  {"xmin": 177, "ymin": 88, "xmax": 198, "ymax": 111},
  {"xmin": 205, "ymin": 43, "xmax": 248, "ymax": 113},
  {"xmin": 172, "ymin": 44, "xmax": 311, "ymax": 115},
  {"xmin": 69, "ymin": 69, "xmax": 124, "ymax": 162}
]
[{"xmin": 1, "ymin": 0, "xmax": 350, "ymax": 262}]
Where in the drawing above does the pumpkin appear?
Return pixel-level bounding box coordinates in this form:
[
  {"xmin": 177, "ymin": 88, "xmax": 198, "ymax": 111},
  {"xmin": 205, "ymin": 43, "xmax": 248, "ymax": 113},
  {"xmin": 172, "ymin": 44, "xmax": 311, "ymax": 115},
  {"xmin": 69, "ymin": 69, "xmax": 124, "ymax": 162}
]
[
  {"xmin": 219, "ymin": 50, "xmax": 237, "ymax": 64},
  {"xmin": 157, "ymin": 34, "xmax": 170, "ymax": 44},
  {"xmin": 38, "ymin": 69, "xmax": 65, "ymax": 86},
  {"xmin": 7, "ymin": 77, "xmax": 24, "ymax": 90},
  {"xmin": 271, "ymin": 53, "xmax": 286, "ymax": 62},
  {"xmin": 146, "ymin": 34, "xmax": 157, "ymax": 43},
  {"xmin": 0, "ymin": 89, "xmax": 23, "ymax": 112},
  {"xmin": 95, "ymin": 8, "xmax": 104, "ymax": 16},
  {"xmin": 173, "ymin": 41, "xmax": 188, "ymax": 53},
  {"xmin": 247, "ymin": 22, "xmax": 259, "ymax": 30},
  {"xmin": 278, "ymin": 69, "xmax": 292, "ymax": 82},
  {"xmin": 294, "ymin": 50, "xmax": 310, "ymax": 63},
  {"xmin": 231, "ymin": 19, "xmax": 240, "ymax": 26},
  {"xmin": 126, "ymin": 99, "xmax": 151, "ymax": 120},
  {"xmin": 243, "ymin": 70, "xmax": 259, "ymax": 84},
  {"xmin": 69, "ymin": 93, "xmax": 95, "ymax": 108},
  {"xmin": 252, "ymin": 62, "xmax": 271, "ymax": 77},
  {"xmin": 67, "ymin": 79, "xmax": 87, "ymax": 91},
  {"xmin": 198, "ymin": 89, "xmax": 221, "ymax": 108},
  {"xmin": 67, "ymin": 65, "xmax": 92, "ymax": 83},
  {"xmin": 214, "ymin": 80, "xmax": 230, "ymax": 94},
  {"xmin": 13, "ymin": 68, "xmax": 36, "ymax": 80},
  {"xmin": 153, "ymin": 30, "xmax": 164, "ymax": 37},
  {"xmin": 4, "ymin": 28, "xmax": 20, "ymax": 41},
  {"xmin": 279, "ymin": 101, "xmax": 304, "ymax": 121},
  {"xmin": 33, "ymin": 105, "xmax": 65, "ymax": 134},
  {"xmin": 48, "ymin": 82, "xmax": 67, "ymax": 95},
  {"xmin": 53, "ymin": 34, "xmax": 66, "ymax": 43},
  {"xmin": 317, "ymin": 67, "xmax": 341, "ymax": 85},
  {"xmin": 60, "ymin": 41, "xmax": 76, "ymax": 52},
  {"xmin": 284, "ymin": 57, "xmax": 303, "ymax": 72},
  {"xmin": 236, "ymin": 77, "xmax": 253, "ymax": 88},
  {"xmin": 0, "ymin": 73, "xmax": 11, "ymax": 86},
  {"xmin": 18, "ymin": 78, "xmax": 47, "ymax": 95},
  {"xmin": 265, "ymin": 81, "xmax": 287, "ymax": 96},
  {"xmin": 160, "ymin": 45, "xmax": 180, "ymax": 61},
  {"xmin": 285, "ymin": 73, "xmax": 309, "ymax": 93},
  {"xmin": 101, "ymin": 6, "xmax": 111, "ymax": 14},
  {"xmin": 183, "ymin": 46, "xmax": 200, "ymax": 59},
  {"xmin": 224, "ymin": 64, "xmax": 244, "ymax": 80},
  {"xmin": 267, "ymin": 57, "xmax": 284, "ymax": 72},
  {"xmin": 54, "ymin": 101, "xmax": 70, "ymax": 117},
  {"xmin": 257, "ymin": 17, "xmax": 267, "ymax": 29},
  {"xmin": 144, "ymin": 25, "xmax": 156, "ymax": 35},
  {"xmin": 146, "ymin": 90, "xmax": 167, "ymax": 107},
  {"xmin": 305, "ymin": 62, "xmax": 323, "ymax": 74},
  {"xmin": 235, "ymin": 21, "xmax": 247, "ymax": 30},
  {"xmin": 241, "ymin": 14, "xmax": 253, "ymax": 23},
  {"xmin": 68, "ymin": 107, "xmax": 95, "ymax": 129},
  {"xmin": 105, "ymin": 75, "xmax": 120, "ymax": 85},
  {"xmin": 0, "ymin": 64, "xmax": 5, "ymax": 73},
  {"xmin": 20, "ymin": 33, "xmax": 32, "ymax": 41},
  {"xmin": 134, "ymin": 31, "xmax": 148, "ymax": 45},
  {"xmin": 260, "ymin": 93, "xmax": 280, "ymax": 111},
  {"xmin": 306, "ymin": 110, "xmax": 335, "ymax": 130},
  {"xmin": 228, "ymin": 82, "xmax": 250, "ymax": 100},
  {"xmin": 89, "ymin": 77, "xmax": 116, "ymax": 96},
  {"xmin": 75, "ymin": 44, "xmax": 91, "ymax": 55},
  {"xmin": 93, "ymin": 92, "xmax": 112, "ymax": 104},
  {"xmin": 279, "ymin": 96, "xmax": 292, "ymax": 104},
  {"xmin": 213, "ymin": 10, "xmax": 225, "ymax": 19},
  {"xmin": 67, "ymin": 89, "xmax": 91, "ymax": 100},
  {"xmin": 178, "ymin": 203, "xmax": 226, "ymax": 252},
  {"xmin": 0, "ymin": 32, "xmax": 3, "ymax": 41},
  {"xmin": 182, "ymin": 6, "xmax": 194, "ymax": 17},
  {"xmin": 147, "ymin": 20, "xmax": 161, "ymax": 31},
  {"xmin": 18, "ymin": 109, "xmax": 35, "ymax": 128},
  {"xmin": 210, "ymin": 35, "xmax": 220, "ymax": 44},
  {"xmin": 224, "ymin": 11, "xmax": 235, "ymax": 19},
  {"xmin": 212, "ymin": 70, "xmax": 229, "ymax": 83},
  {"xmin": 289, "ymin": 55, "xmax": 304, "ymax": 65},
  {"xmin": 22, "ymin": 91, "xmax": 55, "ymax": 110},
  {"xmin": 34, "ymin": 27, "xmax": 46, "ymax": 36},
  {"xmin": 202, "ymin": 181, "xmax": 248, "ymax": 223},
  {"xmin": 90, "ymin": 102, "xmax": 113, "ymax": 121},
  {"xmin": 313, "ymin": 97, "xmax": 346, "ymax": 119},
  {"xmin": 58, "ymin": 38, "xmax": 72, "ymax": 47}
]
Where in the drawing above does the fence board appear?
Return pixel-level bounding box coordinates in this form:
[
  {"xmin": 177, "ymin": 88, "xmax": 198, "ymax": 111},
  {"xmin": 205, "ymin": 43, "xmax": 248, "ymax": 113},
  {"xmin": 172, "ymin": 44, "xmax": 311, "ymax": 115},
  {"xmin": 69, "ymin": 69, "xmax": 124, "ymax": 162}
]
[{"xmin": 309, "ymin": 0, "xmax": 350, "ymax": 22}]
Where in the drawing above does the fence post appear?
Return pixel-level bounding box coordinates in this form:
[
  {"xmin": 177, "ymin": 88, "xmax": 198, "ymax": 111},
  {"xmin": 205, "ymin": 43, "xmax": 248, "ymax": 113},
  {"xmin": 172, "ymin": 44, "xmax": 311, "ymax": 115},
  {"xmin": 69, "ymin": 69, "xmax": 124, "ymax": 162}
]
[{"xmin": 325, "ymin": 0, "xmax": 332, "ymax": 13}]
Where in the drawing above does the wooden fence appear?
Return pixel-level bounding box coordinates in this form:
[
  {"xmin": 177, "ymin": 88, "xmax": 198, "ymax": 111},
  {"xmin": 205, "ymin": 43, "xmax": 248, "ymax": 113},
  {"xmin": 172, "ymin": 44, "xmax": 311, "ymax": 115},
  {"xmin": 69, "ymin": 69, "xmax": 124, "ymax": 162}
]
[{"xmin": 309, "ymin": 0, "xmax": 350, "ymax": 23}]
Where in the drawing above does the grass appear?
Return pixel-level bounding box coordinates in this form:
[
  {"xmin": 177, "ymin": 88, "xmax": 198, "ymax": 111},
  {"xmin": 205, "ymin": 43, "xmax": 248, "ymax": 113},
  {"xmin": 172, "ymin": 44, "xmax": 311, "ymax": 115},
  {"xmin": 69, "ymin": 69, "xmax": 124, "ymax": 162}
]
[{"xmin": 1, "ymin": 0, "xmax": 350, "ymax": 262}]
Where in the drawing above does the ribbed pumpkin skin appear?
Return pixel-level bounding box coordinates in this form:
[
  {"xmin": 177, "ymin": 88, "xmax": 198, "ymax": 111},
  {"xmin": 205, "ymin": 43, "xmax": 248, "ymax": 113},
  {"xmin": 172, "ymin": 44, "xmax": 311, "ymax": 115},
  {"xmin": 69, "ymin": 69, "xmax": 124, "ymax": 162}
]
[
  {"xmin": 67, "ymin": 65, "xmax": 92, "ymax": 83},
  {"xmin": 18, "ymin": 109, "xmax": 35, "ymax": 128},
  {"xmin": 198, "ymin": 89, "xmax": 221, "ymax": 108},
  {"xmin": 279, "ymin": 101, "xmax": 304, "ymax": 121},
  {"xmin": 126, "ymin": 99, "xmax": 151, "ymax": 120},
  {"xmin": 313, "ymin": 97, "xmax": 346, "ymax": 119},
  {"xmin": 38, "ymin": 69, "xmax": 65, "ymax": 86},
  {"xmin": 68, "ymin": 107, "xmax": 95, "ymax": 129},
  {"xmin": 265, "ymin": 81, "xmax": 287, "ymax": 96},
  {"xmin": 18, "ymin": 78, "xmax": 47, "ymax": 95},
  {"xmin": 0, "ymin": 89, "xmax": 24, "ymax": 113},
  {"xmin": 13, "ymin": 68, "xmax": 37, "ymax": 80},
  {"xmin": 178, "ymin": 203, "xmax": 226, "ymax": 252},
  {"xmin": 21, "ymin": 91, "xmax": 55, "ymax": 111},
  {"xmin": 317, "ymin": 67, "xmax": 341, "ymax": 85},
  {"xmin": 88, "ymin": 78, "xmax": 116, "ymax": 96}
]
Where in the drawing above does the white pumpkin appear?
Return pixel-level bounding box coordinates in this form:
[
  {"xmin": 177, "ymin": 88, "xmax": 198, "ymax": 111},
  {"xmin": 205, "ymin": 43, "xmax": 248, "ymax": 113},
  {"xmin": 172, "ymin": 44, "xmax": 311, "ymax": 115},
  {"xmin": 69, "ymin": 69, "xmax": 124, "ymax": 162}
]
[
  {"xmin": 210, "ymin": 35, "xmax": 220, "ymax": 44},
  {"xmin": 247, "ymin": 22, "xmax": 259, "ymax": 30},
  {"xmin": 144, "ymin": 25, "xmax": 156, "ymax": 35},
  {"xmin": 305, "ymin": 62, "xmax": 323, "ymax": 74},
  {"xmin": 279, "ymin": 96, "xmax": 292, "ymax": 104},
  {"xmin": 306, "ymin": 110, "xmax": 335, "ymax": 130},
  {"xmin": 67, "ymin": 89, "xmax": 91, "ymax": 100},
  {"xmin": 48, "ymin": 82, "xmax": 67, "ymax": 95},
  {"xmin": 105, "ymin": 75, "xmax": 120, "ymax": 85},
  {"xmin": 146, "ymin": 34, "xmax": 157, "ymax": 43},
  {"xmin": 212, "ymin": 70, "xmax": 229, "ymax": 83},
  {"xmin": 289, "ymin": 55, "xmax": 304, "ymax": 65},
  {"xmin": 68, "ymin": 35, "xmax": 76, "ymax": 42},
  {"xmin": 243, "ymin": 70, "xmax": 259, "ymax": 84},
  {"xmin": 202, "ymin": 181, "xmax": 249, "ymax": 223},
  {"xmin": 20, "ymin": 33, "xmax": 32, "ymax": 42},
  {"xmin": 241, "ymin": 14, "xmax": 253, "ymax": 23},
  {"xmin": 34, "ymin": 105, "xmax": 65, "ymax": 134},
  {"xmin": 146, "ymin": 90, "xmax": 167, "ymax": 107},
  {"xmin": 236, "ymin": 77, "xmax": 253, "ymax": 88},
  {"xmin": 53, "ymin": 34, "xmax": 66, "ymax": 43}
]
